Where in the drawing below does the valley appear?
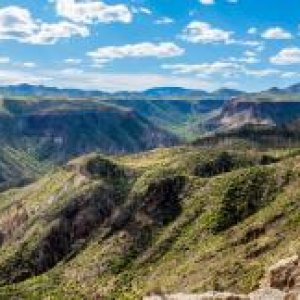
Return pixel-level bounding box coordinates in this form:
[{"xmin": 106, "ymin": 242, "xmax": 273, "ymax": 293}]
[{"xmin": 1, "ymin": 84, "xmax": 300, "ymax": 299}]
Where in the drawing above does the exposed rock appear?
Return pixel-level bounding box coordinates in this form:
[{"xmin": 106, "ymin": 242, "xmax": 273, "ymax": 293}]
[
  {"xmin": 143, "ymin": 256, "xmax": 300, "ymax": 300},
  {"xmin": 284, "ymin": 289, "xmax": 300, "ymax": 300},
  {"xmin": 262, "ymin": 255, "xmax": 300, "ymax": 290},
  {"xmin": 249, "ymin": 288, "xmax": 285, "ymax": 300},
  {"xmin": 144, "ymin": 292, "xmax": 249, "ymax": 300}
]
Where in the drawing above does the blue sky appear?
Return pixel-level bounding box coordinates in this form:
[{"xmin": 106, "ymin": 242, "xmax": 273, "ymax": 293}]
[{"xmin": 1, "ymin": 0, "xmax": 300, "ymax": 91}]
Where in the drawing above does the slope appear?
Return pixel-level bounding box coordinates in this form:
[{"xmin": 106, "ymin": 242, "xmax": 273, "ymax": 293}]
[
  {"xmin": 0, "ymin": 98, "xmax": 177, "ymax": 162},
  {"xmin": 0, "ymin": 147, "xmax": 300, "ymax": 298}
]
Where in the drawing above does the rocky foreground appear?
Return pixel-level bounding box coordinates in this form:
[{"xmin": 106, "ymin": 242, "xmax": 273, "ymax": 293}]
[{"xmin": 144, "ymin": 255, "xmax": 300, "ymax": 300}]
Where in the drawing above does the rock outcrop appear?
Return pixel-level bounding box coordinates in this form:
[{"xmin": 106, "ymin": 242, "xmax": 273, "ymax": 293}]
[{"xmin": 261, "ymin": 255, "xmax": 300, "ymax": 291}]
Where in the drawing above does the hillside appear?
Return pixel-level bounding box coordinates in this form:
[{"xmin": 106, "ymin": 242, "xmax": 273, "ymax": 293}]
[
  {"xmin": 0, "ymin": 146, "xmax": 300, "ymax": 298},
  {"xmin": 0, "ymin": 98, "xmax": 177, "ymax": 162},
  {"xmin": 207, "ymin": 97, "xmax": 300, "ymax": 132},
  {"xmin": 0, "ymin": 146, "xmax": 51, "ymax": 191},
  {"xmin": 109, "ymin": 99, "xmax": 224, "ymax": 139}
]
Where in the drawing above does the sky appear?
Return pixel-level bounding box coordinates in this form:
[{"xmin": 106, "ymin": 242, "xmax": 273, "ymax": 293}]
[{"xmin": 1, "ymin": 0, "xmax": 300, "ymax": 92}]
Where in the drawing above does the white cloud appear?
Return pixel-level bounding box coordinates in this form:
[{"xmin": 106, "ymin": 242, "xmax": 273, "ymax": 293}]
[
  {"xmin": 163, "ymin": 60, "xmax": 280, "ymax": 79},
  {"xmin": 0, "ymin": 57, "xmax": 10, "ymax": 64},
  {"xmin": 261, "ymin": 27, "xmax": 292, "ymax": 40},
  {"xmin": 199, "ymin": 0, "xmax": 214, "ymax": 5},
  {"xmin": 64, "ymin": 58, "xmax": 82, "ymax": 64},
  {"xmin": 155, "ymin": 17, "xmax": 174, "ymax": 25},
  {"xmin": 247, "ymin": 27, "xmax": 258, "ymax": 35},
  {"xmin": 244, "ymin": 50, "xmax": 256, "ymax": 57},
  {"xmin": 281, "ymin": 72, "xmax": 300, "ymax": 79},
  {"xmin": 228, "ymin": 56, "xmax": 259, "ymax": 64},
  {"xmin": 87, "ymin": 42, "xmax": 184, "ymax": 63},
  {"xmin": 54, "ymin": 0, "xmax": 132, "ymax": 24},
  {"xmin": 0, "ymin": 69, "xmax": 52, "ymax": 85},
  {"xmin": 270, "ymin": 47, "xmax": 300, "ymax": 65},
  {"xmin": 162, "ymin": 61, "xmax": 241, "ymax": 77},
  {"xmin": 0, "ymin": 6, "xmax": 89, "ymax": 44},
  {"xmin": 22, "ymin": 62, "xmax": 36, "ymax": 68},
  {"xmin": 132, "ymin": 7, "xmax": 152, "ymax": 15},
  {"xmin": 243, "ymin": 68, "xmax": 280, "ymax": 77},
  {"xmin": 25, "ymin": 21, "xmax": 89, "ymax": 45},
  {"xmin": 181, "ymin": 21, "xmax": 233, "ymax": 44},
  {"xmin": 0, "ymin": 68, "xmax": 211, "ymax": 91}
]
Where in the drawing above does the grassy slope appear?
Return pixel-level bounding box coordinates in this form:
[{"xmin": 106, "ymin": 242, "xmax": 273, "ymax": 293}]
[
  {"xmin": 0, "ymin": 146, "xmax": 51, "ymax": 190},
  {"xmin": 0, "ymin": 147, "xmax": 300, "ymax": 298}
]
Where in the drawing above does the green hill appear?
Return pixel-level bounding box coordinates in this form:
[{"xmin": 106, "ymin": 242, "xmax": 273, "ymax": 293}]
[{"xmin": 0, "ymin": 146, "xmax": 300, "ymax": 298}]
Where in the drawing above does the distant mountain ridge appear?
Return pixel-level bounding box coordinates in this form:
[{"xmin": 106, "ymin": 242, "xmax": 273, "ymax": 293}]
[{"xmin": 0, "ymin": 83, "xmax": 244, "ymax": 100}]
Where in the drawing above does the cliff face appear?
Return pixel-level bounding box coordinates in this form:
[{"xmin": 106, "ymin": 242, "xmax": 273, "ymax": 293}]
[
  {"xmin": 208, "ymin": 98, "xmax": 300, "ymax": 131},
  {"xmin": 0, "ymin": 99, "xmax": 178, "ymax": 162}
]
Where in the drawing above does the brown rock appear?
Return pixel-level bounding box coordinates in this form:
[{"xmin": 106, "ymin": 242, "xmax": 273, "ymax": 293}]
[{"xmin": 262, "ymin": 255, "xmax": 300, "ymax": 290}]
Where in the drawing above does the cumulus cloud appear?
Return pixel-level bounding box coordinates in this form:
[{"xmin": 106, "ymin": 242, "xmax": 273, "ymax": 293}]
[
  {"xmin": 162, "ymin": 60, "xmax": 280, "ymax": 79},
  {"xmin": 87, "ymin": 42, "xmax": 184, "ymax": 63},
  {"xmin": 54, "ymin": 0, "xmax": 132, "ymax": 24},
  {"xmin": 270, "ymin": 47, "xmax": 300, "ymax": 65},
  {"xmin": 0, "ymin": 6, "xmax": 89, "ymax": 44},
  {"xmin": 181, "ymin": 21, "xmax": 233, "ymax": 44},
  {"xmin": 261, "ymin": 27, "xmax": 292, "ymax": 40},
  {"xmin": 162, "ymin": 61, "xmax": 241, "ymax": 77}
]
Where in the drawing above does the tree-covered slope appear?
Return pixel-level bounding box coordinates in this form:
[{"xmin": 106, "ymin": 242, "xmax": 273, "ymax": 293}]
[{"xmin": 0, "ymin": 147, "xmax": 300, "ymax": 299}]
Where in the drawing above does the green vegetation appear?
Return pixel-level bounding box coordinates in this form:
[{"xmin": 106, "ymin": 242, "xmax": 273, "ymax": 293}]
[
  {"xmin": 0, "ymin": 146, "xmax": 299, "ymax": 298},
  {"xmin": 0, "ymin": 146, "xmax": 51, "ymax": 190}
]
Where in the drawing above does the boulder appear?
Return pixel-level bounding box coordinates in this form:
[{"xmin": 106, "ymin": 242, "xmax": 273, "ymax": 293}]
[{"xmin": 262, "ymin": 255, "xmax": 300, "ymax": 290}]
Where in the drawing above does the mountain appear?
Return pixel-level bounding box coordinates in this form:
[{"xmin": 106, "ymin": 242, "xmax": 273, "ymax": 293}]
[
  {"xmin": 0, "ymin": 84, "xmax": 108, "ymax": 98},
  {"xmin": 206, "ymin": 94, "xmax": 300, "ymax": 132},
  {"xmin": 0, "ymin": 84, "xmax": 245, "ymax": 100},
  {"xmin": 0, "ymin": 98, "xmax": 177, "ymax": 163},
  {"xmin": 143, "ymin": 87, "xmax": 208, "ymax": 97},
  {"xmin": 0, "ymin": 146, "xmax": 300, "ymax": 298},
  {"xmin": 285, "ymin": 83, "xmax": 300, "ymax": 93},
  {"xmin": 109, "ymin": 99, "xmax": 225, "ymax": 139},
  {"xmin": 211, "ymin": 88, "xmax": 244, "ymax": 98}
]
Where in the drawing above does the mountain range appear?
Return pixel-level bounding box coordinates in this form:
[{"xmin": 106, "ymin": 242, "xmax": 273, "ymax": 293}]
[{"xmin": 0, "ymin": 84, "xmax": 244, "ymax": 99}]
